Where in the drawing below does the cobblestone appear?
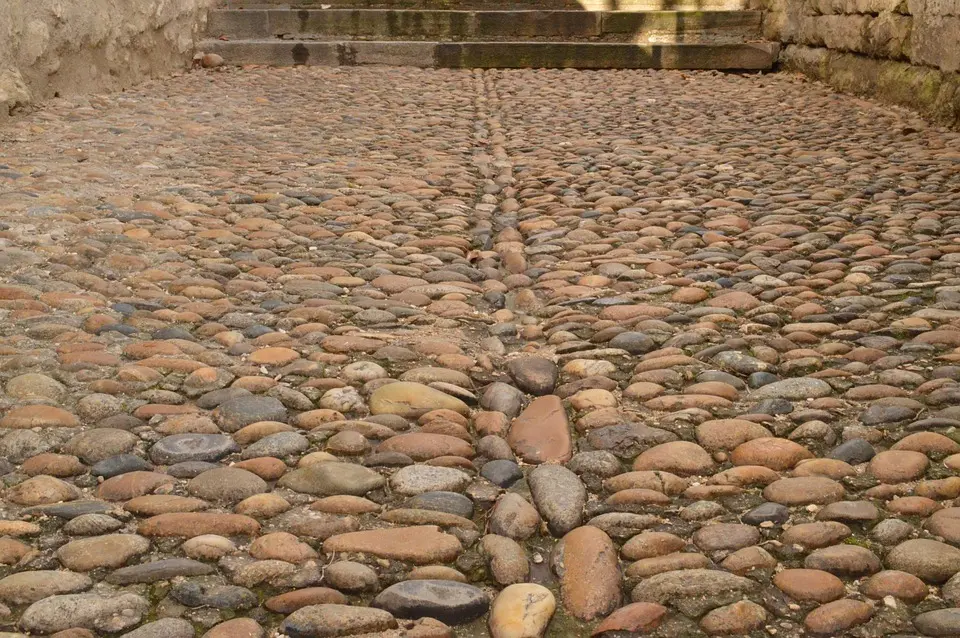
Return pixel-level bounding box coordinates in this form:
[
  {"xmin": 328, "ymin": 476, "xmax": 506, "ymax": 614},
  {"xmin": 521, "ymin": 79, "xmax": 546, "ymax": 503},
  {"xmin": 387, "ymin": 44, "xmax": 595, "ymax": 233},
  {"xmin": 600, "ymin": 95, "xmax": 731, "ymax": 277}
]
[{"xmin": 0, "ymin": 64, "xmax": 958, "ymax": 636}]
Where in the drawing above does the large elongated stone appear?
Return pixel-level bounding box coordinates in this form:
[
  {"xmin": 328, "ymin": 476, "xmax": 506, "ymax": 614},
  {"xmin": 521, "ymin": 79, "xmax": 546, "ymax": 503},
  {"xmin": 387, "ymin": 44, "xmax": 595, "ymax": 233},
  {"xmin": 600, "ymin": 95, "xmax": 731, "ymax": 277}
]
[
  {"xmin": 106, "ymin": 558, "xmax": 214, "ymax": 584},
  {"xmin": 557, "ymin": 526, "xmax": 621, "ymax": 621},
  {"xmin": 138, "ymin": 513, "xmax": 260, "ymax": 537},
  {"xmin": 322, "ymin": 526, "xmax": 461, "ymax": 564}
]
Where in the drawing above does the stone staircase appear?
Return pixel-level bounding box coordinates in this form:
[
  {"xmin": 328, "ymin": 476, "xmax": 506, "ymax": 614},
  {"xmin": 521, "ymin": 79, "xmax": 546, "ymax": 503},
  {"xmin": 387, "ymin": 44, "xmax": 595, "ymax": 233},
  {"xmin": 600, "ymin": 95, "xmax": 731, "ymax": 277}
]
[{"xmin": 201, "ymin": 0, "xmax": 779, "ymax": 69}]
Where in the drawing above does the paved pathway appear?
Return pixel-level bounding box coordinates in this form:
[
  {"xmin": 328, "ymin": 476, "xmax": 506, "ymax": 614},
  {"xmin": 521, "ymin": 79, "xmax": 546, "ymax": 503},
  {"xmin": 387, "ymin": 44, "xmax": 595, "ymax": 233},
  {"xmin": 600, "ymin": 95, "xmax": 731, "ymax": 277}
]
[{"xmin": 1, "ymin": 66, "xmax": 960, "ymax": 637}]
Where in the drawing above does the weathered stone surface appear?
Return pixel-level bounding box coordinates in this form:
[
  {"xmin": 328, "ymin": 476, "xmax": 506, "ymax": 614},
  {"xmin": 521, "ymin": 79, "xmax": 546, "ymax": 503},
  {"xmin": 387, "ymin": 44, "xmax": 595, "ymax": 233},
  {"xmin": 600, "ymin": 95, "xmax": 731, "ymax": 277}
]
[
  {"xmin": 631, "ymin": 569, "xmax": 758, "ymax": 617},
  {"xmin": 20, "ymin": 593, "xmax": 150, "ymax": 634},
  {"xmin": 887, "ymin": 539, "xmax": 960, "ymax": 584},
  {"xmin": 0, "ymin": 571, "xmax": 92, "ymax": 605}
]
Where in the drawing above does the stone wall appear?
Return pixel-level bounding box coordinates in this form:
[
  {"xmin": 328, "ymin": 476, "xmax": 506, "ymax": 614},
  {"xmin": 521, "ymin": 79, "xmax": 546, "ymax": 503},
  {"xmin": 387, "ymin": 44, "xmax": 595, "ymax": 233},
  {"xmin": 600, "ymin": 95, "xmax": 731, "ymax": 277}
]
[
  {"xmin": 765, "ymin": 0, "xmax": 960, "ymax": 127},
  {"xmin": 0, "ymin": 0, "xmax": 214, "ymax": 120}
]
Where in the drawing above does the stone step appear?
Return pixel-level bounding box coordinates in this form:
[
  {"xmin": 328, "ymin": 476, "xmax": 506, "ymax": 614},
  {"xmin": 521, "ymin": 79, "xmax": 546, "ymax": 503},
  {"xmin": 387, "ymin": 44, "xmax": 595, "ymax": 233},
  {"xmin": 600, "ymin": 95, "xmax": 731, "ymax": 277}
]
[
  {"xmin": 208, "ymin": 9, "xmax": 763, "ymax": 42},
  {"xmin": 199, "ymin": 39, "xmax": 779, "ymax": 69},
  {"xmin": 219, "ymin": 0, "xmax": 754, "ymax": 10}
]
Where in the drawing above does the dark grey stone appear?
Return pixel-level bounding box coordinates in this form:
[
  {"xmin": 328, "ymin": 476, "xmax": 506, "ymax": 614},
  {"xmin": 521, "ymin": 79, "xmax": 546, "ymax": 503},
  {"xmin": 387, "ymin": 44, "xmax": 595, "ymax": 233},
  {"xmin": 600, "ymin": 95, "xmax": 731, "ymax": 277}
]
[
  {"xmin": 742, "ymin": 502, "xmax": 790, "ymax": 526},
  {"xmin": 92, "ymin": 454, "xmax": 152, "ymax": 478},
  {"xmin": 372, "ymin": 580, "xmax": 489, "ymax": 625},
  {"xmin": 480, "ymin": 460, "xmax": 523, "ymax": 487},
  {"xmin": 506, "ymin": 357, "xmax": 558, "ymax": 395},
  {"xmin": 829, "ymin": 439, "xmax": 876, "ymax": 465},
  {"xmin": 106, "ymin": 559, "xmax": 214, "ymax": 585},
  {"xmin": 170, "ymin": 581, "xmax": 257, "ymax": 610}
]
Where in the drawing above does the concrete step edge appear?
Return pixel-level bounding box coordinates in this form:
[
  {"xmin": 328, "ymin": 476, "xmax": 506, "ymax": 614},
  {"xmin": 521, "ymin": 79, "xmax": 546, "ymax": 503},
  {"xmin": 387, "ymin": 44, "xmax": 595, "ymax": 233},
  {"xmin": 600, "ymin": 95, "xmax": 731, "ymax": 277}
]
[
  {"xmin": 207, "ymin": 9, "xmax": 764, "ymax": 40},
  {"xmin": 199, "ymin": 39, "xmax": 780, "ymax": 69}
]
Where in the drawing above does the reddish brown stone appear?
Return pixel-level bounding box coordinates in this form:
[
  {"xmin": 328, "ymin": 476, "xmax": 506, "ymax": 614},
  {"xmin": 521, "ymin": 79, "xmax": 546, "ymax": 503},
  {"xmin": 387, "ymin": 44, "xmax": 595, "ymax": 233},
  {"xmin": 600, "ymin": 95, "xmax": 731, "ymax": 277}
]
[
  {"xmin": 592, "ymin": 603, "xmax": 668, "ymax": 635},
  {"xmin": 138, "ymin": 513, "xmax": 260, "ymax": 538},
  {"xmin": 506, "ymin": 395, "xmax": 572, "ymax": 464},
  {"xmin": 559, "ymin": 525, "xmax": 621, "ymax": 621}
]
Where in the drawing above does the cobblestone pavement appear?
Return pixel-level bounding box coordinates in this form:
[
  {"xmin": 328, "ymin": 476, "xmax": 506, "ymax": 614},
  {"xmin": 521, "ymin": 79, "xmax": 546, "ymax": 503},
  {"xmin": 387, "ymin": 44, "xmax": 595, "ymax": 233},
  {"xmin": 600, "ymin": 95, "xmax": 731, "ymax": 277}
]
[{"xmin": 1, "ymin": 65, "xmax": 960, "ymax": 638}]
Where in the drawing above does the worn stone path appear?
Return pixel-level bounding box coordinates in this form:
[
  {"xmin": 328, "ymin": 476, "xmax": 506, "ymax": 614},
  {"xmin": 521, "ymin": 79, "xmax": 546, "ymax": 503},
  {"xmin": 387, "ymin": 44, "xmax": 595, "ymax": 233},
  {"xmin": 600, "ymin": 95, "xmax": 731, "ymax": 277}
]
[{"xmin": 0, "ymin": 65, "xmax": 959, "ymax": 637}]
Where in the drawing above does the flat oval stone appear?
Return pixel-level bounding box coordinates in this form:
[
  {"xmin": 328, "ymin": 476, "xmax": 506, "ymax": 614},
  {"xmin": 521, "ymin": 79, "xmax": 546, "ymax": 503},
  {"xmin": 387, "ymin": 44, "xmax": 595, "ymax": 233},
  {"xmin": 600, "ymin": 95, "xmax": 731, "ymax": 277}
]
[
  {"xmin": 372, "ymin": 579, "xmax": 490, "ymax": 625},
  {"xmin": 887, "ymin": 539, "xmax": 960, "ymax": 584},
  {"xmin": 215, "ymin": 395, "xmax": 287, "ymax": 432},
  {"xmin": 630, "ymin": 569, "xmax": 758, "ymax": 618},
  {"xmin": 751, "ymin": 378, "xmax": 832, "ymax": 400},
  {"xmin": 57, "ymin": 534, "xmax": 150, "ymax": 571},
  {"xmin": 390, "ymin": 465, "xmax": 471, "ymax": 495},
  {"xmin": 405, "ymin": 491, "xmax": 474, "ymax": 519},
  {"xmin": 763, "ymin": 477, "xmax": 845, "ymax": 505},
  {"xmin": 378, "ymin": 432, "xmax": 474, "ymax": 461},
  {"xmin": 20, "ymin": 593, "xmax": 149, "ymax": 634},
  {"xmin": 633, "ymin": 441, "xmax": 716, "ymax": 477},
  {"xmin": 804, "ymin": 544, "xmax": 881, "ymax": 577},
  {"xmin": 241, "ymin": 431, "xmax": 309, "ymax": 459},
  {"xmin": 591, "ymin": 602, "xmax": 668, "ymax": 635},
  {"xmin": 150, "ymin": 434, "xmax": 239, "ymax": 465},
  {"xmin": 914, "ymin": 608, "xmax": 960, "ymax": 637},
  {"xmin": 773, "ymin": 569, "xmax": 845, "ymax": 603},
  {"xmin": 138, "ymin": 513, "xmax": 260, "ymax": 538},
  {"xmin": 278, "ymin": 462, "xmax": 385, "ymax": 496},
  {"xmin": 804, "ymin": 599, "xmax": 873, "ymax": 635},
  {"xmin": 92, "ymin": 454, "xmax": 153, "ymax": 478},
  {"xmin": 507, "ymin": 358, "xmax": 559, "ymax": 396},
  {"xmin": 121, "ymin": 618, "xmax": 195, "ymax": 638},
  {"xmin": 187, "ymin": 467, "xmax": 267, "ymax": 504},
  {"xmin": 0, "ymin": 570, "xmax": 92, "ymax": 605}
]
